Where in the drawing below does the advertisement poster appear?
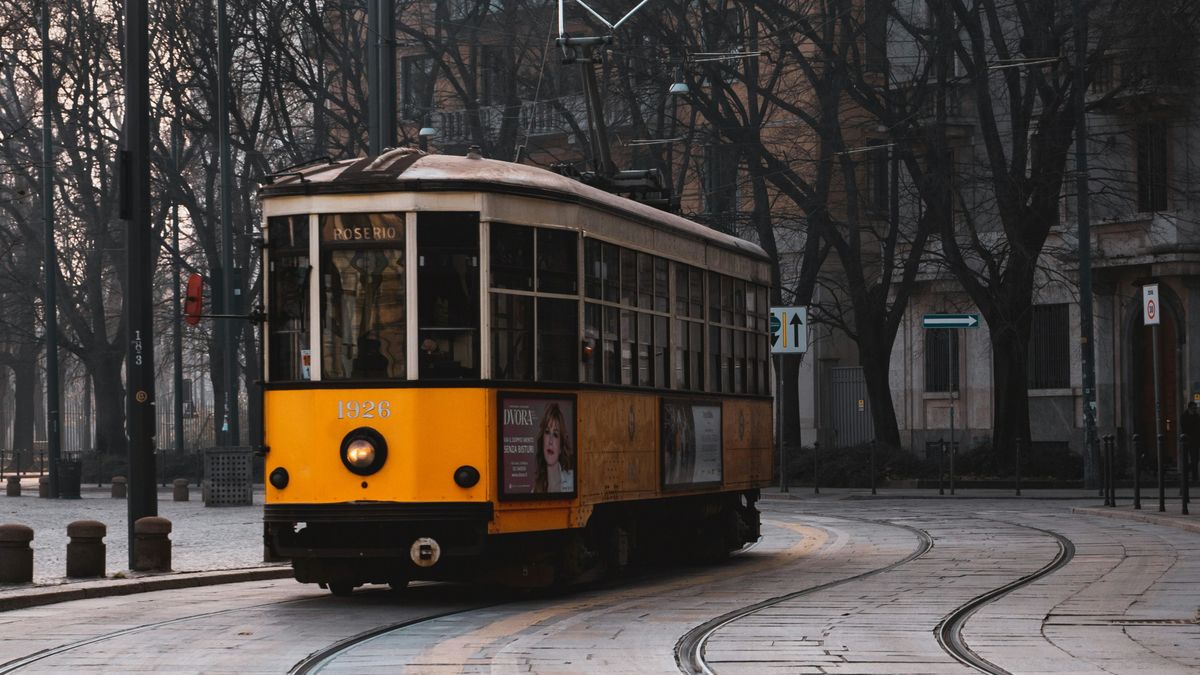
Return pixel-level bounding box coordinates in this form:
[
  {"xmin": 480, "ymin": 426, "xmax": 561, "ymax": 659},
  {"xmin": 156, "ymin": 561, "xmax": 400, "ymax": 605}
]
[
  {"xmin": 499, "ymin": 393, "xmax": 577, "ymax": 499},
  {"xmin": 661, "ymin": 400, "xmax": 723, "ymax": 489}
]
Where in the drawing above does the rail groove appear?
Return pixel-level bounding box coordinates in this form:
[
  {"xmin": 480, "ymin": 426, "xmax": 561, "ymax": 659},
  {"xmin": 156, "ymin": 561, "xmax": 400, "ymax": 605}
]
[{"xmin": 675, "ymin": 516, "xmax": 935, "ymax": 675}]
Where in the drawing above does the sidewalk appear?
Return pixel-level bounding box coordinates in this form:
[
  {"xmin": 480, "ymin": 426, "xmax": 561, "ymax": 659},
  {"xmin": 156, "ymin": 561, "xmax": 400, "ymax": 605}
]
[
  {"xmin": 761, "ymin": 485, "xmax": 1200, "ymax": 533},
  {"xmin": 0, "ymin": 482, "xmax": 289, "ymax": 610}
]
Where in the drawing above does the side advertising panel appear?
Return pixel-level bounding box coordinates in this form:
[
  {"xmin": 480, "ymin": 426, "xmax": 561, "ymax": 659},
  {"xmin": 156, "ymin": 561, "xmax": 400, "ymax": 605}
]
[
  {"xmin": 661, "ymin": 399, "xmax": 722, "ymax": 489},
  {"xmin": 498, "ymin": 392, "xmax": 577, "ymax": 500}
]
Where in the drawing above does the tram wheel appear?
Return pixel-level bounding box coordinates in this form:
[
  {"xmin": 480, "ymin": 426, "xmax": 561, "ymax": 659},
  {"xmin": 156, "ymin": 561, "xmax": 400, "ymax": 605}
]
[{"xmin": 328, "ymin": 582, "xmax": 356, "ymax": 597}]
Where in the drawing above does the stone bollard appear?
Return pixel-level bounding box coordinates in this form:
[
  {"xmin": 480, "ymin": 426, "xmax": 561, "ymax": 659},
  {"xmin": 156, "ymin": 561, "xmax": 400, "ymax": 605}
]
[
  {"xmin": 111, "ymin": 476, "xmax": 127, "ymax": 499},
  {"xmin": 6, "ymin": 477, "xmax": 20, "ymax": 497},
  {"xmin": 66, "ymin": 520, "xmax": 106, "ymax": 578},
  {"xmin": 133, "ymin": 516, "xmax": 171, "ymax": 572},
  {"xmin": 172, "ymin": 478, "xmax": 189, "ymax": 502},
  {"xmin": 38, "ymin": 476, "xmax": 49, "ymax": 498},
  {"xmin": 0, "ymin": 523, "xmax": 33, "ymax": 583}
]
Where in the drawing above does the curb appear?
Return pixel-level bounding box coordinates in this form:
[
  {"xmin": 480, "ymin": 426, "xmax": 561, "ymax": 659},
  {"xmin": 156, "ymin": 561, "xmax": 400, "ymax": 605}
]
[
  {"xmin": 0, "ymin": 565, "xmax": 294, "ymax": 612},
  {"xmin": 1070, "ymin": 506, "xmax": 1200, "ymax": 534}
]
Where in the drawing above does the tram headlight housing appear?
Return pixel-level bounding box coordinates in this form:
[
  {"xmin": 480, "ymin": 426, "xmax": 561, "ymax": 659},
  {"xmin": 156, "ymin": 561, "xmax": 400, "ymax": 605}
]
[{"xmin": 340, "ymin": 427, "xmax": 388, "ymax": 476}]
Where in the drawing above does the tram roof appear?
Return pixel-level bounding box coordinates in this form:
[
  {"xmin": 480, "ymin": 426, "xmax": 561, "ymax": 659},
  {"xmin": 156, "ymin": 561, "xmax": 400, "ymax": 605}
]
[{"xmin": 259, "ymin": 148, "xmax": 769, "ymax": 262}]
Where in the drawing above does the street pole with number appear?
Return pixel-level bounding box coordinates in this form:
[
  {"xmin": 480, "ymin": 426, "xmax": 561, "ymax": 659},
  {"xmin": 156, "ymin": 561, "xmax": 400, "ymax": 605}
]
[
  {"xmin": 770, "ymin": 306, "xmax": 808, "ymax": 492},
  {"xmin": 1143, "ymin": 285, "xmax": 1165, "ymax": 512}
]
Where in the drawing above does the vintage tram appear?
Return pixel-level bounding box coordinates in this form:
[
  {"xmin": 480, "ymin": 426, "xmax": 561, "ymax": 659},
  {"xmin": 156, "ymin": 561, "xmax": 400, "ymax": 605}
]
[{"xmin": 259, "ymin": 148, "xmax": 774, "ymax": 594}]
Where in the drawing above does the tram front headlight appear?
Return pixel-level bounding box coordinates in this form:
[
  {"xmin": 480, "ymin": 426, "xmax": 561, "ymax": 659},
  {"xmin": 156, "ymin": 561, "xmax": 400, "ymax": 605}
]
[{"xmin": 340, "ymin": 427, "xmax": 388, "ymax": 476}]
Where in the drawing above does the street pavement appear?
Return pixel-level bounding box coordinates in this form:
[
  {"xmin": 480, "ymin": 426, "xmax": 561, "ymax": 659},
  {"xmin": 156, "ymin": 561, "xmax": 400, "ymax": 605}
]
[
  {"xmin": 0, "ymin": 494, "xmax": 1196, "ymax": 673},
  {"xmin": 0, "ymin": 481, "xmax": 273, "ymax": 587}
]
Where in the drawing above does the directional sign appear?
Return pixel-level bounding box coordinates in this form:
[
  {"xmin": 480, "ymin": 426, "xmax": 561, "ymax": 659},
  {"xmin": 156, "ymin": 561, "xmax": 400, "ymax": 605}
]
[
  {"xmin": 770, "ymin": 306, "xmax": 808, "ymax": 354},
  {"xmin": 1142, "ymin": 284, "xmax": 1160, "ymax": 326},
  {"xmin": 922, "ymin": 314, "xmax": 980, "ymax": 329}
]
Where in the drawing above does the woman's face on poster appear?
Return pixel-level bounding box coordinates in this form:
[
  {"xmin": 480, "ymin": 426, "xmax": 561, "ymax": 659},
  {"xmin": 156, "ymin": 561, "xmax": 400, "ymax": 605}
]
[{"xmin": 543, "ymin": 419, "xmax": 562, "ymax": 467}]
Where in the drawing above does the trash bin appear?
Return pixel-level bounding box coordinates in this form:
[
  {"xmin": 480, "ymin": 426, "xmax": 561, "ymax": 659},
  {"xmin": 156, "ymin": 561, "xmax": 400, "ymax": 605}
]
[
  {"xmin": 202, "ymin": 447, "xmax": 253, "ymax": 506},
  {"xmin": 57, "ymin": 459, "xmax": 82, "ymax": 499}
]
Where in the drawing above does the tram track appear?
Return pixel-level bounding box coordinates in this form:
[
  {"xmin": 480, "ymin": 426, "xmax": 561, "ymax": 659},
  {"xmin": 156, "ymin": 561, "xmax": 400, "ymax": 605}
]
[
  {"xmin": 934, "ymin": 521, "xmax": 1076, "ymax": 675},
  {"xmin": 675, "ymin": 515, "xmax": 936, "ymax": 675}
]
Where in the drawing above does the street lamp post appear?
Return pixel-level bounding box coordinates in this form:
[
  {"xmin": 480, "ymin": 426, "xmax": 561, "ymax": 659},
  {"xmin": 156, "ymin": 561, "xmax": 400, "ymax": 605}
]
[{"xmin": 41, "ymin": 0, "xmax": 62, "ymax": 499}]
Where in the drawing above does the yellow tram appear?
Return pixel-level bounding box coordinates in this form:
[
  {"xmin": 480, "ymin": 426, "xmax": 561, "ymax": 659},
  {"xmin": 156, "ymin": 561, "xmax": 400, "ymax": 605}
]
[{"xmin": 259, "ymin": 148, "xmax": 774, "ymax": 594}]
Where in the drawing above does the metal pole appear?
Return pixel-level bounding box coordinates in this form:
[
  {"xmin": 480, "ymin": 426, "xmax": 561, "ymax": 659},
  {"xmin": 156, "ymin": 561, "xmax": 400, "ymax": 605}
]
[
  {"xmin": 1132, "ymin": 433, "xmax": 1142, "ymax": 510},
  {"xmin": 949, "ymin": 406, "xmax": 956, "ymax": 496},
  {"xmin": 217, "ymin": 0, "xmax": 239, "ymax": 446},
  {"xmin": 939, "ymin": 438, "xmax": 945, "ymax": 495},
  {"xmin": 41, "ymin": 0, "xmax": 61, "ymax": 499},
  {"xmin": 1153, "ymin": 323, "xmax": 1165, "ymax": 512},
  {"xmin": 172, "ymin": 127, "xmax": 184, "ymax": 461},
  {"xmin": 1016, "ymin": 437, "xmax": 1022, "ymax": 496},
  {"xmin": 366, "ymin": 0, "xmax": 380, "ymax": 156},
  {"xmin": 870, "ymin": 439, "xmax": 877, "ymax": 495},
  {"xmin": 813, "ymin": 441, "xmax": 819, "ymax": 495},
  {"xmin": 1105, "ymin": 435, "xmax": 1114, "ymax": 506},
  {"xmin": 1180, "ymin": 433, "xmax": 1189, "ymax": 515},
  {"xmin": 124, "ymin": 0, "xmax": 158, "ymax": 568},
  {"xmin": 776, "ymin": 354, "xmax": 786, "ymax": 493},
  {"xmin": 1074, "ymin": 0, "xmax": 1099, "ymax": 491}
]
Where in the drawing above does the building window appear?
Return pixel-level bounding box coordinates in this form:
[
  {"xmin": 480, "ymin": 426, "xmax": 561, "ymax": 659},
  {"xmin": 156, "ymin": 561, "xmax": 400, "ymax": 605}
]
[
  {"xmin": 1136, "ymin": 120, "xmax": 1168, "ymax": 212},
  {"xmin": 1028, "ymin": 304, "xmax": 1071, "ymax": 389},
  {"xmin": 864, "ymin": 0, "xmax": 887, "ymax": 72},
  {"xmin": 401, "ymin": 55, "xmax": 435, "ymax": 120},
  {"xmin": 866, "ymin": 143, "xmax": 890, "ymax": 214},
  {"xmin": 704, "ymin": 144, "xmax": 739, "ymax": 222},
  {"xmin": 925, "ymin": 329, "xmax": 959, "ymax": 393},
  {"xmin": 480, "ymin": 46, "xmax": 505, "ymax": 106}
]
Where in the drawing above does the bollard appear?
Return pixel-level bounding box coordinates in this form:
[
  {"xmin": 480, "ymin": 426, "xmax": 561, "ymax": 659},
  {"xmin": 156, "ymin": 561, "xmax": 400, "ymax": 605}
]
[
  {"xmin": 1181, "ymin": 433, "xmax": 1190, "ymax": 516},
  {"xmin": 6, "ymin": 476, "xmax": 20, "ymax": 497},
  {"xmin": 0, "ymin": 523, "xmax": 33, "ymax": 583},
  {"xmin": 66, "ymin": 520, "xmax": 106, "ymax": 578},
  {"xmin": 173, "ymin": 478, "xmax": 190, "ymax": 502},
  {"xmin": 38, "ymin": 476, "xmax": 49, "ymax": 499},
  {"xmin": 813, "ymin": 441, "xmax": 820, "ymax": 495},
  {"xmin": 1104, "ymin": 436, "xmax": 1116, "ymax": 507},
  {"xmin": 869, "ymin": 439, "xmax": 877, "ymax": 496},
  {"xmin": 938, "ymin": 439, "xmax": 945, "ymax": 496},
  {"xmin": 111, "ymin": 476, "xmax": 127, "ymax": 499},
  {"xmin": 133, "ymin": 516, "xmax": 171, "ymax": 572},
  {"xmin": 1015, "ymin": 438, "xmax": 1023, "ymax": 497}
]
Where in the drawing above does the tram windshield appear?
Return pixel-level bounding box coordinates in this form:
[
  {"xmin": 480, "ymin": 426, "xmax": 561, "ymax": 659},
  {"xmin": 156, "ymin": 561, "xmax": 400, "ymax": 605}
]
[{"xmin": 320, "ymin": 213, "xmax": 407, "ymax": 379}]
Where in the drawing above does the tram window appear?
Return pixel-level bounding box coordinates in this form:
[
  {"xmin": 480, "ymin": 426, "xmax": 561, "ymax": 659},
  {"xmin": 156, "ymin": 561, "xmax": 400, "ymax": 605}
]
[
  {"xmin": 584, "ymin": 303, "xmax": 602, "ymax": 383},
  {"xmin": 653, "ymin": 315, "xmax": 668, "ymax": 387},
  {"xmin": 418, "ymin": 212, "xmax": 480, "ymax": 379},
  {"xmin": 491, "ymin": 294, "xmax": 532, "ymax": 380},
  {"xmin": 537, "ymin": 298, "xmax": 579, "ymax": 382},
  {"xmin": 604, "ymin": 305, "xmax": 620, "ymax": 384},
  {"xmin": 710, "ymin": 325, "xmax": 722, "ymax": 392},
  {"xmin": 690, "ymin": 269, "xmax": 704, "ymax": 318},
  {"xmin": 585, "ymin": 239, "xmax": 602, "ymax": 299},
  {"xmin": 734, "ymin": 280, "xmax": 747, "ymax": 328},
  {"xmin": 708, "ymin": 273, "xmax": 721, "ymax": 323},
  {"xmin": 491, "ymin": 223, "xmax": 533, "ymax": 291},
  {"xmin": 729, "ymin": 329, "xmax": 739, "ymax": 391},
  {"xmin": 620, "ymin": 309, "xmax": 634, "ymax": 385},
  {"xmin": 638, "ymin": 313, "xmax": 652, "ymax": 386},
  {"xmin": 267, "ymin": 215, "xmax": 310, "ymax": 382},
  {"xmin": 637, "ymin": 253, "xmax": 653, "ymax": 309},
  {"xmin": 603, "ymin": 243, "xmax": 620, "ymax": 302},
  {"xmin": 722, "ymin": 328, "xmax": 733, "ymax": 391},
  {"xmin": 672, "ymin": 319, "xmax": 686, "ymax": 389},
  {"xmin": 537, "ymin": 229, "xmax": 577, "ymax": 294},
  {"xmin": 620, "ymin": 249, "xmax": 637, "ymax": 306},
  {"xmin": 722, "ymin": 277, "xmax": 735, "ymax": 325},
  {"xmin": 690, "ymin": 322, "xmax": 704, "ymax": 392},
  {"xmin": 319, "ymin": 213, "xmax": 406, "ymax": 380},
  {"xmin": 674, "ymin": 264, "xmax": 689, "ymax": 317},
  {"xmin": 654, "ymin": 258, "xmax": 669, "ymax": 313}
]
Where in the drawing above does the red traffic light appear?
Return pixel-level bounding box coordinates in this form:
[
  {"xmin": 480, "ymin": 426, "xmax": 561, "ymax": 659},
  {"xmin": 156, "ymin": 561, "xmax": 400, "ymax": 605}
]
[{"xmin": 184, "ymin": 274, "xmax": 204, "ymax": 326}]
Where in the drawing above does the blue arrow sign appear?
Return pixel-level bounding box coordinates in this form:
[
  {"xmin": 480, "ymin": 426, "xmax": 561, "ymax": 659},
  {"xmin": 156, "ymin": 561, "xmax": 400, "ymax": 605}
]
[{"xmin": 923, "ymin": 314, "xmax": 980, "ymax": 329}]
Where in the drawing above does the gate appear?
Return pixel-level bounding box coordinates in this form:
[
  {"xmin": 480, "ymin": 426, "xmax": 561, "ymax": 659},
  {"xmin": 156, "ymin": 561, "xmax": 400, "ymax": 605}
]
[{"xmin": 830, "ymin": 366, "xmax": 874, "ymax": 447}]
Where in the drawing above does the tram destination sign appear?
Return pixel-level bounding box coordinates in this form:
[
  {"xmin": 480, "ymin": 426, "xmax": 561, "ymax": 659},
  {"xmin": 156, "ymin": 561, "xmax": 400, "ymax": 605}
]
[
  {"xmin": 923, "ymin": 314, "xmax": 980, "ymax": 329},
  {"xmin": 770, "ymin": 306, "xmax": 808, "ymax": 354}
]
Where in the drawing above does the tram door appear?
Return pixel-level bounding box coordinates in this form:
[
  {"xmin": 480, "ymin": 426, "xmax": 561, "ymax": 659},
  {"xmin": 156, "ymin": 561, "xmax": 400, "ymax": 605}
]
[
  {"xmin": 417, "ymin": 212, "xmax": 480, "ymax": 378},
  {"xmin": 1133, "ymin": 308, "xmax": 1179, "ymax": 464}
]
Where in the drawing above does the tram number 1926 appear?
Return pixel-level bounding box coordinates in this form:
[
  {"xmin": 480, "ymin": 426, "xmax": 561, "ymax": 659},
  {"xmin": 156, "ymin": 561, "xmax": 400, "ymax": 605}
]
[{"xmin": 337, "ymin": 400, "xmax": 392, "ymax": 419}]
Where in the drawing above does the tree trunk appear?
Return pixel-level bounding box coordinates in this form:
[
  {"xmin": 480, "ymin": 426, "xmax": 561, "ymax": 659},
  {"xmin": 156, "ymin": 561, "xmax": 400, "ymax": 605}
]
[
  {"xmin": 861, "ymin": 344, "xmax": 902, "ymax": 449},
  {"xmin": 990, "ymin": 325, "xmax": 1032, "ymax": 464},
  {"xmin": 11, "ymin": 340, "xmax": 38, "ymax": 465},
  {"xmin": 90, "ymin": 354, "xmax": 126, "ymax": 456}
]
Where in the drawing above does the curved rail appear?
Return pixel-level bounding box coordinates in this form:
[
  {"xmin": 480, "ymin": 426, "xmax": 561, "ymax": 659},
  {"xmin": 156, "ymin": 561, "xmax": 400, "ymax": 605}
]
[
  {"xmin": 934, "ymin": 523, "xmax": 1076, "ymax": 675},
  {"xmin": 675, "ymin": 517, "xmax": 936, "ymax": 675}
]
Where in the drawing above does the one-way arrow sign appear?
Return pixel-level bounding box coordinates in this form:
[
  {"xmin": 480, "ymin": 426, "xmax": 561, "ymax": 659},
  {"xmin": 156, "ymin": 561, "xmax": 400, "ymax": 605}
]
[
  {"xmin": 770, "ymin": 306, "xmax": 808, "ymax": 354},
  {"xmin": 923, "ymin": 314, "xmax": 980, "ymax": 329}
]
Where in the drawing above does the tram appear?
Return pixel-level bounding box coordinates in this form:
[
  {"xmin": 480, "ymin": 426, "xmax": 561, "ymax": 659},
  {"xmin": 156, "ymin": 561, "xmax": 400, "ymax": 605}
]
[{"xmin": 259, "ymin": 147, "xmax": 774, "ymax": 594}]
